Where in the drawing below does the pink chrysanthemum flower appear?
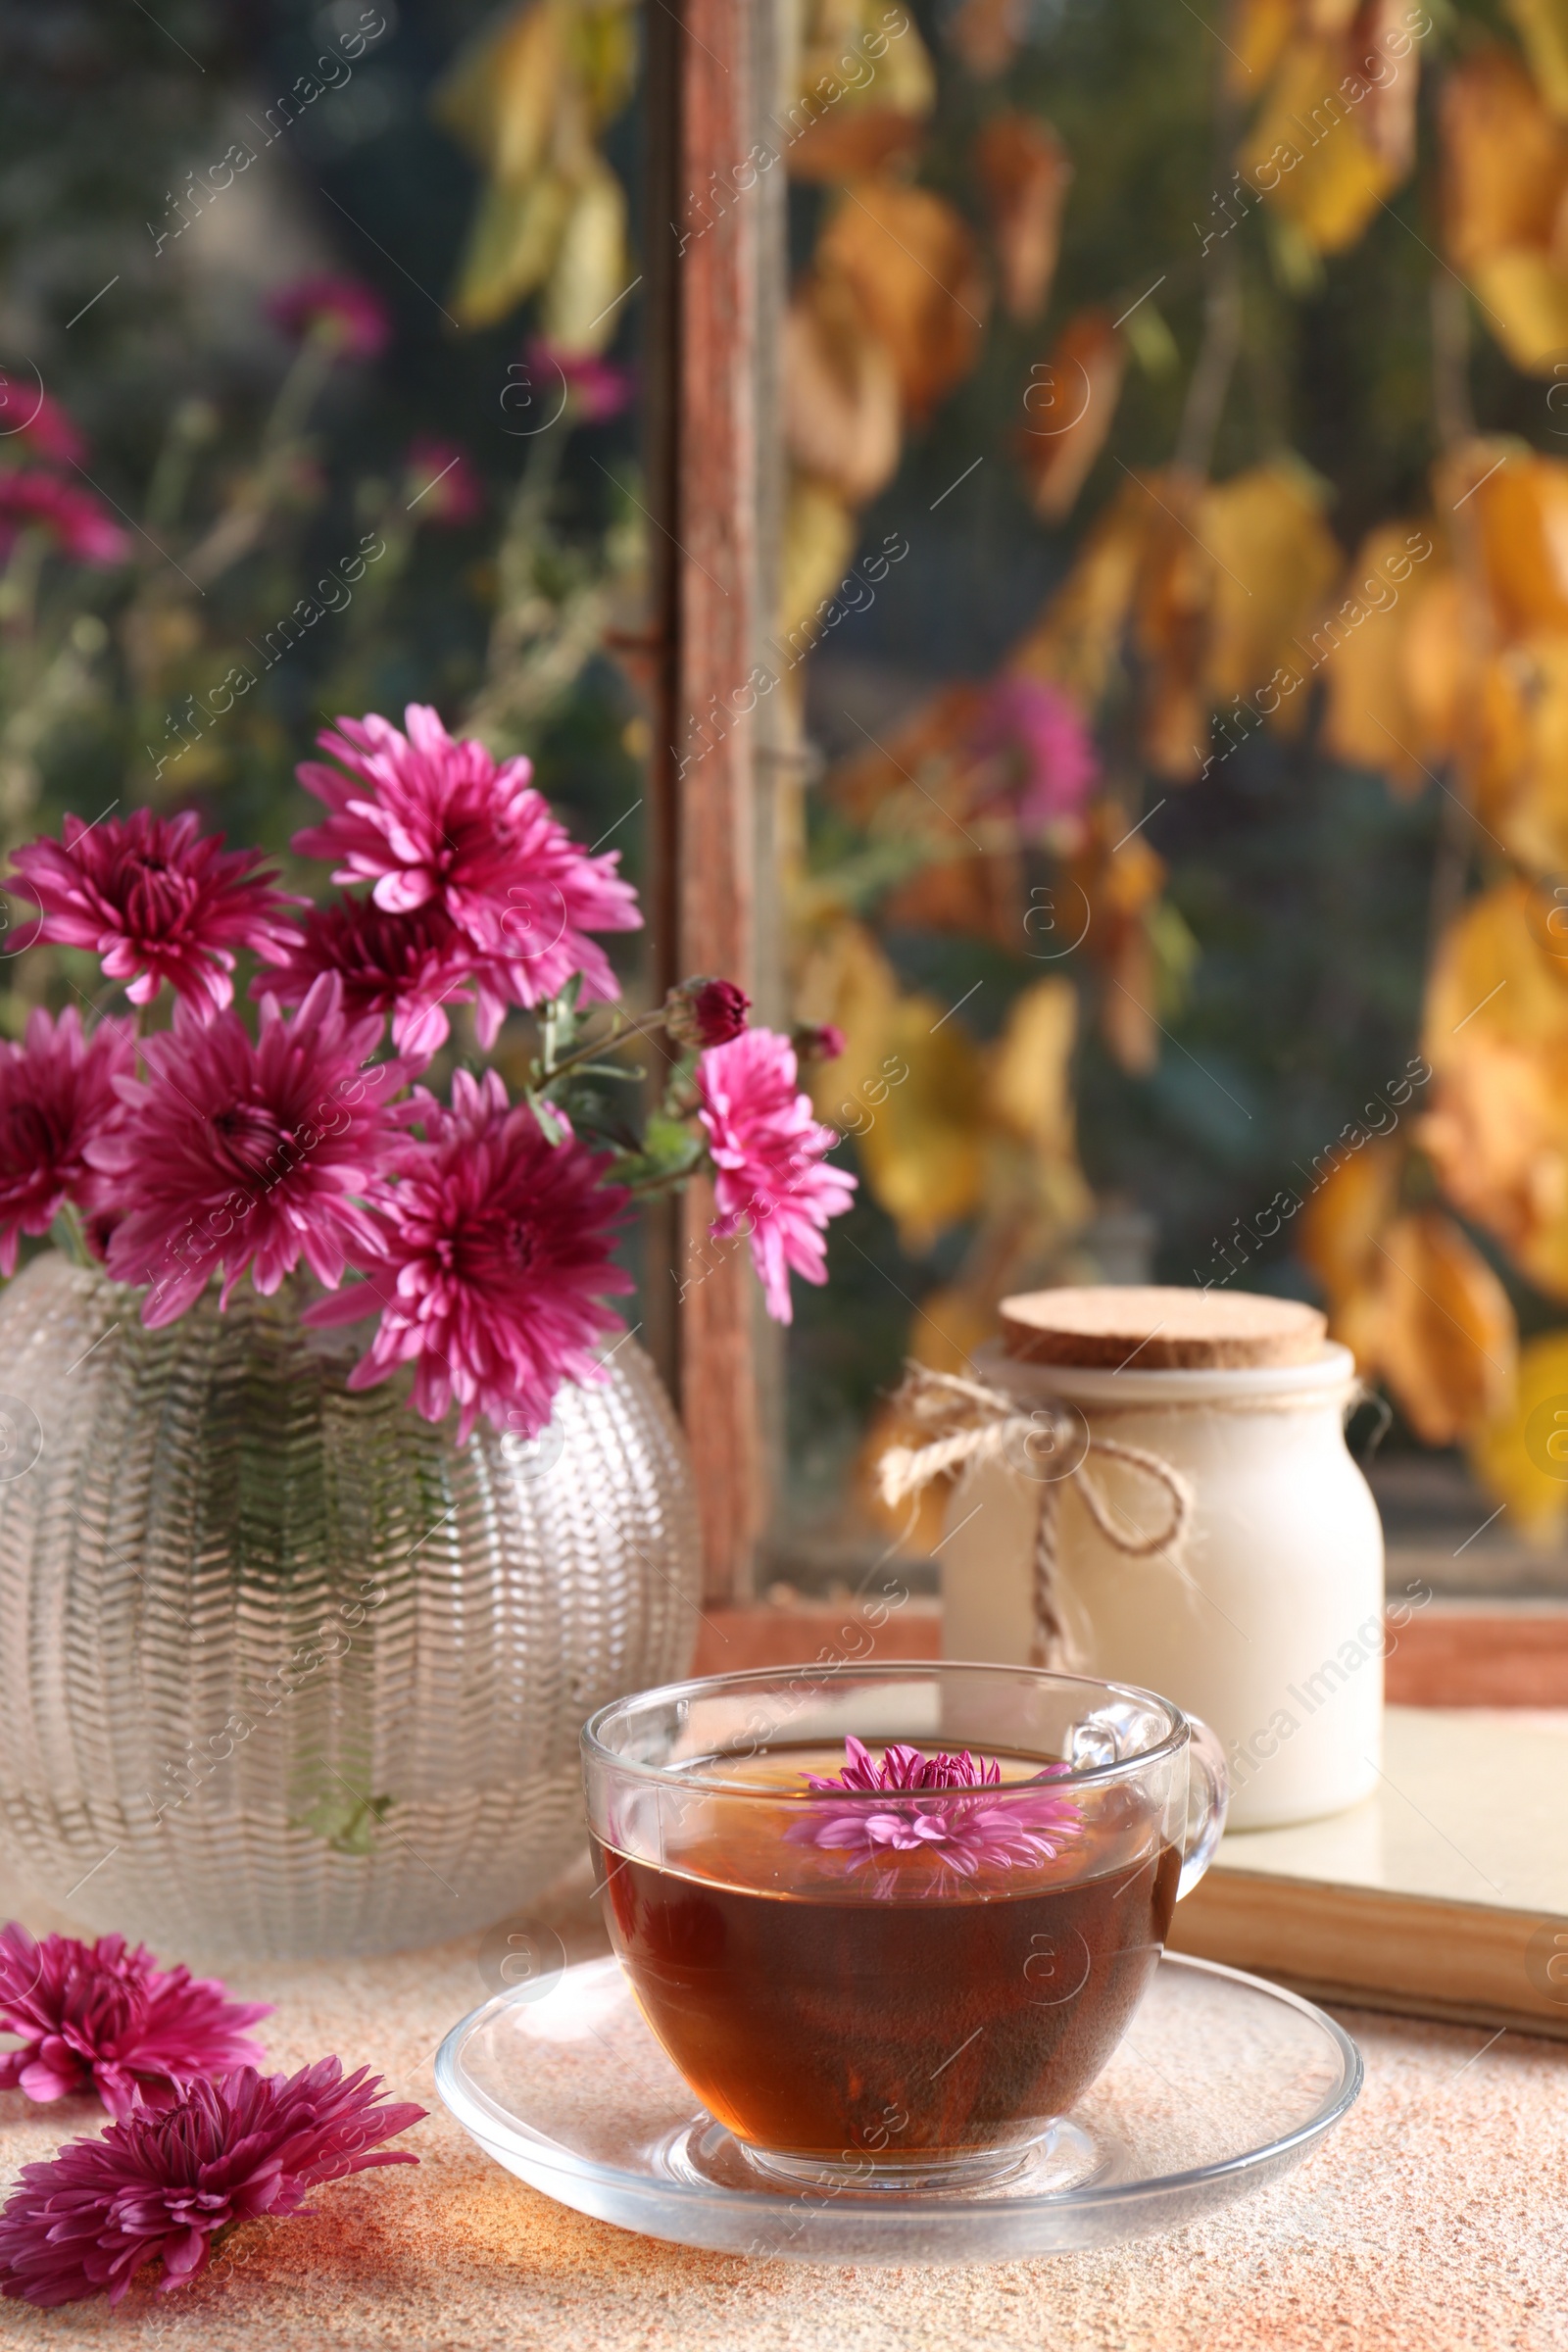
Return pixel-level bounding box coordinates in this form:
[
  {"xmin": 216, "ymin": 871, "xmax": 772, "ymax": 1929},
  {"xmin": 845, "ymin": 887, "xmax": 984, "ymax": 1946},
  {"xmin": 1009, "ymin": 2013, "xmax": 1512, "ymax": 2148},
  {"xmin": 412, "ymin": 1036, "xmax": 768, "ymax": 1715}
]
[
  {"xmin": 793, "ymin": 1022, "xmax": 846, "ymax": 1064},
  {"xmin": 970, "ymin": 676, "xmax": 1098, "ymax": 832},
  {"xmin": 0, "ymin": 1008, "xmax": 132, "ymax": 1273},
  {"xmin": 0, "ymin": 2057, "xmax": 424, "ymax": 2308},
  {"xmin": 255, "ymin": 896, "xmax": 477, "ymax": 1060},
  {"xmin": 0, "ymin": 378, "xmax": 88, "ymax": 467},
  {"xmin": 696, "ymin": 1028, "xmax": 856, "ymax": 1324},
  {"xmin": 292, "ymin": 705, "xmax": 640, "ymax": 1036},
  {"xmin": 10, "ymin": 808, "xmax": 302, "ymax": 1020},
  {"xmin": 403, "ymin": 436, "xmax": 483, "ymax": 526},
  {"xmin": 787, "ymin": 1737, "xmax": 1081, "ymax": 1886},
  {"xmin": 87, "ymin": 976, "xmax": 405, "ymax": 1325},
  {"xmin": 0, "ymin": 1925, "xmax": 270, "ymax": 2120},
  {"xmin": 307, "ymin": 1069, "xmax": 633, "ymax": 1443},
  {"xmin": 267, "ymin": 274, "xmax": 391, "ymax": 361},
  {"xmin": 524, "ymin": 335, "xmax": 635, "ymax": 423},
  {"xmin": 0, "ymin": 471, "xmax": 128, "ymax": 566}
]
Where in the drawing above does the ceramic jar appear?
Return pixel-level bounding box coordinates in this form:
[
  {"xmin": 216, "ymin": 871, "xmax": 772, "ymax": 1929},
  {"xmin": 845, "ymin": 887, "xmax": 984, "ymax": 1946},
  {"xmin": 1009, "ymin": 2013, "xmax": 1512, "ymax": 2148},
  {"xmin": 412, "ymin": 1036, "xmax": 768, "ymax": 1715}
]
[{"xmin": 939, "ymin": 1340, "xmax": 1384, "ymax": 1831}]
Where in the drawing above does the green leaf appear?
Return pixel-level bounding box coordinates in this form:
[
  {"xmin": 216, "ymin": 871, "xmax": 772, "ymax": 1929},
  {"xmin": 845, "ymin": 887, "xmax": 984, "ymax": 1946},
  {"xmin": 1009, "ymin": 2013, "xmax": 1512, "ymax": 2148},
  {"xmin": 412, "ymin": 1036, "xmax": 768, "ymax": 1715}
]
[
  {"xmin": 608, "ymin": 1110, "xmax": 706, "ymax": 1193},
  {"xmin": 527, "ymin": 1091, "xmax": 566, "ymax": 1145},
  {"xmin": 292, "ymin": 1788, "xmax": 392, "ymax": 1856}
]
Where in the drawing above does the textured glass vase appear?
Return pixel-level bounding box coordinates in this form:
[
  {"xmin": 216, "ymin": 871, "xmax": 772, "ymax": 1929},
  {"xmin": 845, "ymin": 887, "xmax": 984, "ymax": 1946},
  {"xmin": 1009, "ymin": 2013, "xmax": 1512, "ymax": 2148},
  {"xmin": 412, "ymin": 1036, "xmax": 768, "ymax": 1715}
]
[{"xmin": 0, "ymin": 1251, "xmax": 701, "ymax": 1960}]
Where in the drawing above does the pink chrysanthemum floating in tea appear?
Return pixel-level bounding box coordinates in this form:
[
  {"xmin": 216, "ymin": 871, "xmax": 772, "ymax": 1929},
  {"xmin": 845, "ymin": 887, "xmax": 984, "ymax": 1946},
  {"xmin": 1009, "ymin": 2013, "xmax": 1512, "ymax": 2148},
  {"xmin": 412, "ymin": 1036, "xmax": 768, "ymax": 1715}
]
[
  {"xmin": 0, "ymin": 2057, "xmax": 423, "ymax": 2307},
  {"xmin": 11, "ymin": 808, "xmax": 301, "ymax": 1018},
  {"xmin": 789, "ymin": 1736, "xmax": 1081, "ymax": 1880},
  {"xmin": 0, "ymin": 1925, "xmax": 270, "ymax": 2120}
]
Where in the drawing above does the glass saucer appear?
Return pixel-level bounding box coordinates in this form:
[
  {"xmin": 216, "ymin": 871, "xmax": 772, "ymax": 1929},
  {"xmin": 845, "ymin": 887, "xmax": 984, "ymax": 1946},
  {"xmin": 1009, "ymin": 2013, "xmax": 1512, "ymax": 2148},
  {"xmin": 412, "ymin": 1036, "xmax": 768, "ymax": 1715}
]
[{"xmin": 434, "ymin": 1952, "xmax": 1362, "ymax": 2262}]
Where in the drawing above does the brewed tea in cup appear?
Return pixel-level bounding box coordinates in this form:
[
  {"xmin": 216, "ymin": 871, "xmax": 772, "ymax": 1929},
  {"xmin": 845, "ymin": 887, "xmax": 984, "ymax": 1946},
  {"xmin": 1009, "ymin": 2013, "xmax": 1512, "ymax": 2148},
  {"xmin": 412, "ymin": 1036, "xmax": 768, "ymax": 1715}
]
[{"xmin": 582, "ymin": 1664, "xmax": 1227, "ymax": 2188}]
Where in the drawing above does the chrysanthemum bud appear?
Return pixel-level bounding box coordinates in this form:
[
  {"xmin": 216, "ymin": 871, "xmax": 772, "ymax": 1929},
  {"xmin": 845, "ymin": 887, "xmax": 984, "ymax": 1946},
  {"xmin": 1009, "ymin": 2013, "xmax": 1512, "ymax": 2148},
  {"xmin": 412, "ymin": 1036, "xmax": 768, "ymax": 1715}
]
[
  {"xmin": 663, "ymin": 976, "xmax": 751, "ymax": 1050},
  {"xmin": 792, "ymin": 1022, "xmax": 846, "ymax": 1064}
]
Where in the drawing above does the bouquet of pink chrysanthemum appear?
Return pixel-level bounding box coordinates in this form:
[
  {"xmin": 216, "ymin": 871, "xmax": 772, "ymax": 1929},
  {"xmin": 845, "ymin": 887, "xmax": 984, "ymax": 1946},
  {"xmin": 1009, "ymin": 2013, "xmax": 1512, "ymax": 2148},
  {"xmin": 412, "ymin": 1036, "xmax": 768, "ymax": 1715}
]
[{"xmin": 0, "ymin": 705, "xmax": 854, "ymax": 1442}]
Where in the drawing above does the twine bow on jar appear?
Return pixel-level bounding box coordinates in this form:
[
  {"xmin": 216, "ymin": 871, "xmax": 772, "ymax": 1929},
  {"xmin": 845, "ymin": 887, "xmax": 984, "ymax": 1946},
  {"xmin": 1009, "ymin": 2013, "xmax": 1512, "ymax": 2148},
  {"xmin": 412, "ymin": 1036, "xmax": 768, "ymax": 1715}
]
[{"xmin": 876, "ymin": 1363, "xmax": 1197, "ymax": 1668}]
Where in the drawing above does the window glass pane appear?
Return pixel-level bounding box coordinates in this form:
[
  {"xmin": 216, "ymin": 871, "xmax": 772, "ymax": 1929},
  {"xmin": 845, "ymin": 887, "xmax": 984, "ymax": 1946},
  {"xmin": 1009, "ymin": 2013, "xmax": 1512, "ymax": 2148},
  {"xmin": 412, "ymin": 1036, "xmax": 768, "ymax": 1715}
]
[
  {"xmin": 770, "ymin": 0, "xmax": 1568, "ymax": 1611},
  {"xmin": 0, "ymin": 1, "xmax": 654, "ymax": 1268}
]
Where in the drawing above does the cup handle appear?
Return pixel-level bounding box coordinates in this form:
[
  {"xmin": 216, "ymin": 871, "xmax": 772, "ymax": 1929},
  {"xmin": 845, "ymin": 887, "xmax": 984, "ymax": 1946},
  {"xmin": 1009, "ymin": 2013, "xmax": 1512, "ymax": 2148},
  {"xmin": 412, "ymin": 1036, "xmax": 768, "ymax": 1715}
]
[{"xmin": 1177, "ymin": 1714, "xmax": 1230, "ymax": 1901}]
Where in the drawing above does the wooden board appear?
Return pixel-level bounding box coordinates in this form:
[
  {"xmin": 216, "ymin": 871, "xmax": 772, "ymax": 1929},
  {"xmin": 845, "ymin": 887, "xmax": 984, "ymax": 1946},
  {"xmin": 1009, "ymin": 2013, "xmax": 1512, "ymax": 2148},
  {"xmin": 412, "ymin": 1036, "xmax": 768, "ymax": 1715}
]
[
  {"xmin": 1167, "ymin": 1706, "xmax": 1568, "ymax": 2040},
  {"xmin": 690, "ymin": 1600, "xmax": 1568, "ymax": 1700},
  {"xmin": 1000, "ymin": 1284, "xmax": 1328, "ymax": 1369}
]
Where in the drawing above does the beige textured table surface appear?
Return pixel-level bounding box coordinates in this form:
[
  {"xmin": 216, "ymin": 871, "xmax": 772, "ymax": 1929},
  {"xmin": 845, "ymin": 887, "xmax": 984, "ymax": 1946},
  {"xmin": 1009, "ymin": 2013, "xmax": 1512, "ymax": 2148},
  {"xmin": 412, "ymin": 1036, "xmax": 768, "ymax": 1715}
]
[{"xmin": 0, "ymin": 1860, "xmax": 1564, "ymax": 2352}]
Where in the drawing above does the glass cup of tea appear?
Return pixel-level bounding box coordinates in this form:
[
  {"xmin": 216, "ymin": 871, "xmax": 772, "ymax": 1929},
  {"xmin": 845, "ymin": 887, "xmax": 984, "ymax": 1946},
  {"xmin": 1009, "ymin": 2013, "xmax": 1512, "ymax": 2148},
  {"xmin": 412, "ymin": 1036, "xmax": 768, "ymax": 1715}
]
[{"xmin": 581, "ymin": 1662, "xmax": 1228, "ymax": 2191}]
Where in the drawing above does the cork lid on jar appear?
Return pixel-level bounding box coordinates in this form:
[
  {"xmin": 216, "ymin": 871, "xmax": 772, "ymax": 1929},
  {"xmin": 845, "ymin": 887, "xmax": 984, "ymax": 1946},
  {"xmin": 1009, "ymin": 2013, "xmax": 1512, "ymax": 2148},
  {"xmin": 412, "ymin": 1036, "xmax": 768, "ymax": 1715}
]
[{"xmin": 999, "ymin": 1285, "xmax": 1328, "ymax": 1371}]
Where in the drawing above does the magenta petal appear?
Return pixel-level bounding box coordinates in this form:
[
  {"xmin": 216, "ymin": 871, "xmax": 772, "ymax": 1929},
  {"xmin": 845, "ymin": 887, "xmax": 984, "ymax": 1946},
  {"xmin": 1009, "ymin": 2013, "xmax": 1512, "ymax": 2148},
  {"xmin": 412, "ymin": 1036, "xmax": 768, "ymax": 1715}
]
[
  {"xmin": 371, "ymin": 869, "xmax": 434, "ymax": 914},
  {"xmin": 15, "ymin": 2059, "xmax": 74, "ymax": 2103},
  {"xmin": 332, "ymin": 1074, "xmax": 631, "ymax": 1439},
  {"xmin": 303, "ymin": 1280, "xmax": 389, "ymax": 1329}
]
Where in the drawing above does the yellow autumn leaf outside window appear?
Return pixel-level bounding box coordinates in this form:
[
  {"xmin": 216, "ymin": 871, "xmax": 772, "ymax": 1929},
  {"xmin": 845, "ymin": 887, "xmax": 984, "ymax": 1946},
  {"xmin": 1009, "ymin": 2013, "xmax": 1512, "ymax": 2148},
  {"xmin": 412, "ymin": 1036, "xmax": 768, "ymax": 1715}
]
[
  {"xmin": 1420, "ymin": 881, "xmax": 1568, "ymax": 1300},
  {"xmin": 1322, "ymin": 525, "xmax": 1453, "ymax": 791},
  {"xmin": 853, "ymin": 996, "xmax": 988, "ymax": 1253},
  {"xmin": 1509, "ymin": 0, "xmax": 1568, "ymax": 117},
  {"xmin": 1240, "ymin": 39, "xmax": 1403, "ymax": 256},
  {"xmin": 1199, "ymin": 459, "xmax": 1341, "ymax": 717},
  {"xmin": 815, "ymin": 183, "xmax": 990, "ymax": 422},
  {"xmin": 436, "ymin": 0, "xmax": 635, "ymax": 343},
  {"xmin": 1350, "ymin": 1209, "xmax": 1517, "ymax": 1447},
  {"xmin": 1470, "ymin": 1327, "xmax": 1568, "ymax": 1542}
]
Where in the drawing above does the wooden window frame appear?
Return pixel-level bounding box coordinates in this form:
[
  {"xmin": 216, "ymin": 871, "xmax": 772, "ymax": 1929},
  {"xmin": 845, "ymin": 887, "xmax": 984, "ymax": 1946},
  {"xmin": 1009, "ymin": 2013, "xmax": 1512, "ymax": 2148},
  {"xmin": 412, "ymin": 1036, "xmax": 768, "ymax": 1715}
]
[{"xmin": 645, "ymin": 0, "xmax": 785, "ymax": 1603}]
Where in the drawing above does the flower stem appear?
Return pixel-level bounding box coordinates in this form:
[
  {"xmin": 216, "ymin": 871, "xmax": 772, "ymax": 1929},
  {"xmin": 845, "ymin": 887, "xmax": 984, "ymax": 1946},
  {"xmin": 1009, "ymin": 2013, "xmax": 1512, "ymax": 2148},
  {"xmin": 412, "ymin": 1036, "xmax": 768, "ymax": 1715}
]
[
  {"xmin": 52, "ymin": 1203, "xmax": 93, "ymax": 1268},
  {"xmin": 536, "ymin": 1005, "xmax": 666, "ymax": 1091}
]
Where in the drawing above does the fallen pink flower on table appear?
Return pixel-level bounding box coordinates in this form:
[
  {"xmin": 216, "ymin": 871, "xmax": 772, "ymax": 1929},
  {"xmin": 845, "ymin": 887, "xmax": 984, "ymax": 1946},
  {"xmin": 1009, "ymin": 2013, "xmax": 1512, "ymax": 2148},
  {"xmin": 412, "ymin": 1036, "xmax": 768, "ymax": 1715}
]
[
  {"xmin": 0, "ymin": 1925, "xmax": 270, "ymax": 2119},
  {"xmin": 0, "ymin": 2057, "xmax": 424, "ymax": 2307}
]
